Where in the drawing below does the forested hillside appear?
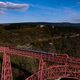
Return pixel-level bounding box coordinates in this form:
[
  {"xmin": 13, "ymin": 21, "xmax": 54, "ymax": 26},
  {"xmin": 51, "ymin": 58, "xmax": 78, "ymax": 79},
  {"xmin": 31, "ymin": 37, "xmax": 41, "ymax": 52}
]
[
  {"xmin": 0, "ymin": 22, "xmax": 80, "ymax": 57},
  {"xmin": 0, "ymin": 22, "xmax": 80, "ymax": 80}
]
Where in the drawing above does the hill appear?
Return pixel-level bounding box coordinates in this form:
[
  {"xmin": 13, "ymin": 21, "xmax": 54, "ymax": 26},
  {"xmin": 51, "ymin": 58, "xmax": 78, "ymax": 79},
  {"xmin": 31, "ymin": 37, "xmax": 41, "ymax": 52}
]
[
  {"xmin": 0, "ymin": 22, "xmax": 80, "ymax": 80},
  {"xmin": 0, "ymin": 22, "xmax": 80, "ymax": 57}
]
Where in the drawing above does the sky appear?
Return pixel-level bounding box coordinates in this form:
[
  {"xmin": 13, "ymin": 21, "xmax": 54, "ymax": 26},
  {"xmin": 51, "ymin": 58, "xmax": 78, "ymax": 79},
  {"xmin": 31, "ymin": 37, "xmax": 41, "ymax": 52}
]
[{"xmin": 0, "ymin": 0, "xmax": 80, "ymax": 23}]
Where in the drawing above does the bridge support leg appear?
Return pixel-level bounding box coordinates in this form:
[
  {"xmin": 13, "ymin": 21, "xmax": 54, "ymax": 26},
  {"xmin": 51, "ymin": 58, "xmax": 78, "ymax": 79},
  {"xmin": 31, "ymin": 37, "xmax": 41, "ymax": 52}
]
[
  {"xmin": 1, "ymin": 47, "xmax": 12, "ymax": 80},
  {"xmin": 38, "ymin": 57, "xmax": 46, "ymax": 80}
]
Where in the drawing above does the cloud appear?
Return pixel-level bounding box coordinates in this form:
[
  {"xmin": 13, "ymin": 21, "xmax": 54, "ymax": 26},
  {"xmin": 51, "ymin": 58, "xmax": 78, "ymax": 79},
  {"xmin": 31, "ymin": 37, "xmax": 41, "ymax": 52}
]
[
  {"xmin": 63, "ymin": 8, "xmax": 80, "ymax": 23},
  {"xmin": 0, "ymin": 11, "xmax": 5, "ymax": 14},
  {"xmin": 72, "ymin": 14, "xmax": 80, "ymax": 23},
  {"xmin": 63, "ymin": 8, "xmax": 77, "ymax": 16},
  {"xmin": 0, "ymin": 1, "xmax": 29, "ymax": 12},
  {"xmin": 73, "ymin": 18, "xmax": 80, "ymax": 22},
  {"xmin": 30, "ymin": 4, "xmax": 54, "ymax": 11},
  {"xmin": 76, "ymin": 1, "xmax": 80, "ymax": 4},
  {"xmin": 6, "ymin": 2, "xmax": 29, "ymax": 10},
  {"xmin": 30, "ymin": 4, "xmax": 62, "ymax": 16},
  {"xmin": 30, "ymin": 3, "xmax": 80, "ymax": 23}
]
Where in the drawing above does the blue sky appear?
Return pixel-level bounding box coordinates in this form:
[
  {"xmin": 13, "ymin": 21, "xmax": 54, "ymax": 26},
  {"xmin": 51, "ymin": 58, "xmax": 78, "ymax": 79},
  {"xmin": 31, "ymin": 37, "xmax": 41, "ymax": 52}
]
[{"xmin": 0, "ymin": 0, "xmax": 80, "ymax": 23}]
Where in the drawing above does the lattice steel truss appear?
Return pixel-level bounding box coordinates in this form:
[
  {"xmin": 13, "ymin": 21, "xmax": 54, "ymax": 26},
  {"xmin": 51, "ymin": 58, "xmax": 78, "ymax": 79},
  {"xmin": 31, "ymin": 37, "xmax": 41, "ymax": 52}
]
[{"xmin": 0, "ymin": 46, "xmax": 80, "ymax": 80}]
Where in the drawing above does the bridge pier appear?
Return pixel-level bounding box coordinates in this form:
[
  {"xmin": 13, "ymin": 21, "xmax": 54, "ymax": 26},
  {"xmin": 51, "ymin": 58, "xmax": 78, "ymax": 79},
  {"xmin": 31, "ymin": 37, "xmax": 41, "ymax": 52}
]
[
  {"xmin": 38, "ymin": 57, "xmax": 46, "ymax": 80},
  {"xmin": 1, "ymin": 47, "xmax": 12, "ymax": 80}
]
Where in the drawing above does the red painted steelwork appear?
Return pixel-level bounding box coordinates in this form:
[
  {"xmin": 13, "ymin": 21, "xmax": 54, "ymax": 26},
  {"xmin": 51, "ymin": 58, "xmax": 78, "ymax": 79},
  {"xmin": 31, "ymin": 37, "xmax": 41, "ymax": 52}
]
[
  {"xmin": 1, "ymin": 47, "xmax": 12, "ymax": 80},
  {"xmin": 26, "ymin": 65, "xmax": 80, "ymax": 80},
  {"xmin": 0, "ymin": 46, "xmax": 80, "ymax": 80}
]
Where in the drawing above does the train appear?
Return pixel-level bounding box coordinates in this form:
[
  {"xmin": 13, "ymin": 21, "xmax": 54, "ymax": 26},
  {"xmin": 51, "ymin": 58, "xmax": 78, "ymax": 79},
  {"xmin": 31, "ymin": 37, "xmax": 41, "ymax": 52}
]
[
  {"xmin": 9, "ymin": 46, "xmax": 69, "ymax": 59},
  {"xmin": 9, "ymin": 46, "xmax": 49, "ymax": 54}
]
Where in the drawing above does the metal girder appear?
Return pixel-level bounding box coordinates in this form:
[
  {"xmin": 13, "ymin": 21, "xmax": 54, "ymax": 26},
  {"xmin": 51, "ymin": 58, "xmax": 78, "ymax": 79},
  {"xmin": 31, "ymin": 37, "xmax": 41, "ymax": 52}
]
[
  {"xmin": 0, "ymin": 46, "xmax": 80, "ymax": 80},
  {"xmin": 1, "ymin": 47, "xmax": 12, "ymax": 80},
  {"xmin": 26, "ymin": 65, "xmax": 80, "ymax": 80}
]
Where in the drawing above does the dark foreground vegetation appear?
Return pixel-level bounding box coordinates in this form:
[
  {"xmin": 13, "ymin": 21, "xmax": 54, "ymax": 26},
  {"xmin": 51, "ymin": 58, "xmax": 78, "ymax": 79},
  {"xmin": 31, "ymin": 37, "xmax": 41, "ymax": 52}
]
[{"xmin": 0, "ymin": 22, "xmax": 80, "ymax": 80}]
